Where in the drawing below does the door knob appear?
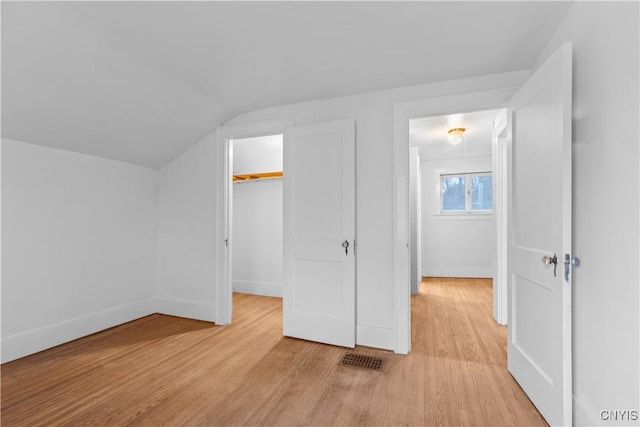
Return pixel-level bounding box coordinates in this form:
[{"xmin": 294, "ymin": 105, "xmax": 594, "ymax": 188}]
[
  {"xmin": 542, "ymin": 254, "xmax": 558, "ymax": 277},
  {"xmin": 342, "ymin": 240, "xmax": 350, "ymax": 256}
]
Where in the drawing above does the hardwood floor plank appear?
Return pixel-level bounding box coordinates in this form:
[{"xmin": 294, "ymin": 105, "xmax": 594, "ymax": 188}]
[{"xmin": 1, "ymin": 281, "xmax": 547, "ymax": 426}]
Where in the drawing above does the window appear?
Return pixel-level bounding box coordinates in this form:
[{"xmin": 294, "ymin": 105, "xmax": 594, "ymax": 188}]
[{"xmin": 441, "ymin": 172, "xmax": 492, "ymax": 214}]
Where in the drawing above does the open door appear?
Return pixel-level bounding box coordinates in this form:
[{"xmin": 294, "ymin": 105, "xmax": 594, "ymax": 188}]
[
  {"xmin": 283, "ymin": 119, "xmax": 356, "ymax": 347},
  {"xmin": 507, "ymin": 42, "xmax": 573, "ymax": 426}
]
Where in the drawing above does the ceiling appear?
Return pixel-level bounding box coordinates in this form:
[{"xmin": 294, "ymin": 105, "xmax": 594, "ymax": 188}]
[
  {"xmin": 1, "ymin": 1, "xmax": 572, "ymax": 169},
  {"xmin": 410, "ymin": 109, "xmax": 504, "ymax": 160},
  {"xmin": 233, "ymin": 134, "xmax": 283, "ymax": 175}
]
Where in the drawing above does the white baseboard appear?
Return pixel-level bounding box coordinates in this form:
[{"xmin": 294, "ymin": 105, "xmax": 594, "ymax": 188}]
[
  {"xmin": 421, "ymin": 266, "xmax": 492, "ymax": 278},
  {"xmin": 356, "ymin": 324, "xmax": 395, "ymax": 351},
  {"xmin": 573, "ymin": 393, "xmax": 602, "ymax": 426},
  {"xmin": 155, "ymin": 297, "xmax": 216, "ymax": 322},
  {"xmin": 233, "ymin": 280, "xmax": 282, "ymax": 298},
  {"xmin": 1, "ymin": 298, "xmax": 155, "ymax": 363}
]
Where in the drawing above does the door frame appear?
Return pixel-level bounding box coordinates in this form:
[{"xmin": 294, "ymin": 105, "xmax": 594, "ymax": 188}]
[
  {"xmin": 392, "ymin": 87, "xmax": 520, "ymax": 354},
  {"xmin": 215, "ymin": 118, "xmax": 295, "ymax": 325},
  {"xmin": 492, "ymin": 109, "xmax": 509, "ymax": 325}
]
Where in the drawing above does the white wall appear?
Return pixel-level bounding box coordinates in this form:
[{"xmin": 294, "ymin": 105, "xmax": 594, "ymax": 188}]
[
  {"xmin": 232, "ymin": 179, "xmax": 283, "ymax": 297},
  {"xmin": 532, "ymin": 3, "xmax": 639, "ymax": 425},
  {"xmin": 420, "ymin": 156, "xmax": 494, "ymax": 278},
  {"xmin": 232, "ymin": 135, "xmax": 283, "ymax": 297},
  {"xmin": 222, "ymin": 71, "xmax": 529, "ymax": 349},
  {"xmin": 1, "ymin": 139, "xmax": 157, "ymax": 362},
  {"xmin": 0, "ymin": 135, "xmax": 3, "ymax": 363},
  {"xmin": 155, "ymin": 132, "xmax": 217, "ymax": 321}
]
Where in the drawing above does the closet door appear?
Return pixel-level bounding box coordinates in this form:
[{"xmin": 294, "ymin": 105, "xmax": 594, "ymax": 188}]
[{"xmin": 283, "ymin": 119, "xmax": 356, "ymax": 347}]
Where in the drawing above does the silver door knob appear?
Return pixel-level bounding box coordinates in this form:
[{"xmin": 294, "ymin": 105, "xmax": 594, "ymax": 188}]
[{"xmin": 542, "ymin": 254, "xmax": 558, "ymax": 277}]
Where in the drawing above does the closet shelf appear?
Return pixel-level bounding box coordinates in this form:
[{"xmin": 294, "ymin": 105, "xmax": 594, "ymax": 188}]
[{"xmin": 233, "ymin": 171, "xmax": 283, "ymax": 182}]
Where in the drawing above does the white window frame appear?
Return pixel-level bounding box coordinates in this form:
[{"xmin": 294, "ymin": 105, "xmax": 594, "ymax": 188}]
[{"xmin": 437, "ymin": 170, "xmax": 493, "ymax": 215}]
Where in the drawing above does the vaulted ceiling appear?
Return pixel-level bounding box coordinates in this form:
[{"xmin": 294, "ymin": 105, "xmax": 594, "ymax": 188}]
[{"xmin": 1, "ymin": 1, "xmax": 572, "ymax": 168}]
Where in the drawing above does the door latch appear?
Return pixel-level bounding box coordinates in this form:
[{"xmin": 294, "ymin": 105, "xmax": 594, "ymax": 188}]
[{"xmin": 564, "ymin": 254, "xmax": 580, "ymax": 282}]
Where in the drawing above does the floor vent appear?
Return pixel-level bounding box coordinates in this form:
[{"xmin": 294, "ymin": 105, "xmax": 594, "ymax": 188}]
[{"xmin": 340, "ymin": 353, "xmax": 385, "ymax": 371}]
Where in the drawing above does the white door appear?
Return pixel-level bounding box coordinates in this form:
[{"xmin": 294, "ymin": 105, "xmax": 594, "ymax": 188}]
[
  {"xmin": 508, "ymin": 42, "xmax": 573, "ymax": 426},
  {"xmin": 283, "ymin": 119, "xmax": 356, "ymax": 347}
]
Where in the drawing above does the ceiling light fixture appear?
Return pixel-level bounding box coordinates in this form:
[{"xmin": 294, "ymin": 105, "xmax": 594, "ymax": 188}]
[{"xmin": 447, "ymin": 127, "xmax": 468, "ymax": 151}]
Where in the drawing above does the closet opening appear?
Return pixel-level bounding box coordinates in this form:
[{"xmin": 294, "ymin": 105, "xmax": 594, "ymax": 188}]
[{"xmin": 229, "ymin": 134, "xmax": 284, "ymax": 318}]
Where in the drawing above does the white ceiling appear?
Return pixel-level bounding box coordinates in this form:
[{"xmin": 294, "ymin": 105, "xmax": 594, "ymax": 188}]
[
  {"xmin": 1, "ymin": 1, "xmax": 572, "ymax": 168},
  {"xmin": 233, "ymin": 134, "xmax": 283, "ymax": 175},
  {"xmin": 410, "ymin": 109, "xmax": 504, "ymax": 160}
]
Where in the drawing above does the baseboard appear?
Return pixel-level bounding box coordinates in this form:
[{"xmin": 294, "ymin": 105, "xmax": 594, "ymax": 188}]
[
  {"xmin": 155, "ymin": 297, "xmax": 216, "ymax": 322},
  {"xmin": 1, "ymin": 298, "xmax": 155, "ymax": 363},
  {"xmin": 233, "ymin": 280, "xmax": 282, "ymax": 298},
  {"xmin": 421, "ymin": 266, "xmax": 492, "ymax": 278},
  {"xmin": 573, "ymin": 393, "xmax": 602, "ymax": 426},
  {"xmin": 356, "ymin": 324, "xmax": 395, "ymax": 351}
]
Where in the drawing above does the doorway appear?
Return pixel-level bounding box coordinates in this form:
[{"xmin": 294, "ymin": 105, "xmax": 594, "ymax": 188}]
[
  {"xmin": 392, "ymin": 88, "xmax": 519, "ymax": 354},
  {"xmin": 394, "ymin": 44, "xmax": 573, "ymax": 425},
  {"xmin": 216, "ymin": 118, "xmax": 357, "ymax": 349},
  {"xmin": 230, "ymin": 134, "xmax": 284, "ymax": 304},
  {"xmin": 409, "ymin": 109, "xmax": 504, "ymax": 302},
  {"xmin": 216, "ymin": 118, "xmax": 295, "ymax": 325}
]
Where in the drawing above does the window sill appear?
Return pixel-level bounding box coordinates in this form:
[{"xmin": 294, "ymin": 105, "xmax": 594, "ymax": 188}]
[{"xmin": 433, "ymin": 212, "xmax": 494, "ymax": 220}]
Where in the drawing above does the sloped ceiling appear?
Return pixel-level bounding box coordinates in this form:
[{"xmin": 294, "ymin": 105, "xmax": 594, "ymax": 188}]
[{"xmin": 1, "ymin": 1, "xmax": 572, "ymax": 168}]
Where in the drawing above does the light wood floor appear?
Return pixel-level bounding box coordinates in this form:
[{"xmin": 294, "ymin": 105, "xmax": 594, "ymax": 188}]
[{"xmin": 1, "ymin": 278, "xmax": 546, "ymax": 426}]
